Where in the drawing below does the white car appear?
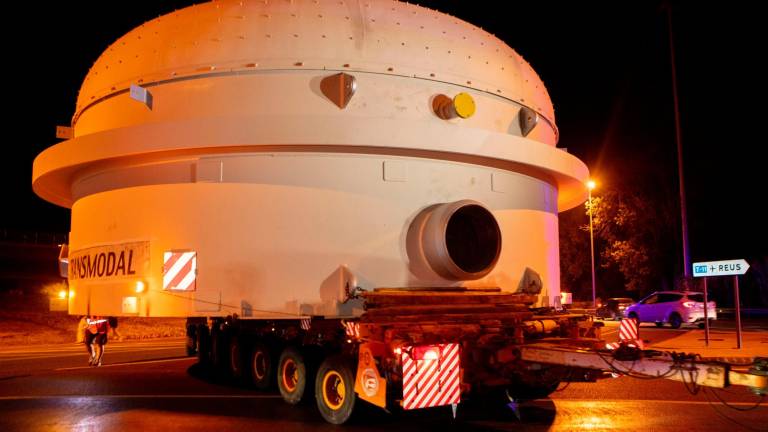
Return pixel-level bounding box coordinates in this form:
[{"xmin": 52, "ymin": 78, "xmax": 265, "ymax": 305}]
[{"xmin": 625, "ymin": 291, "xmax": 717, "ymax": 329}]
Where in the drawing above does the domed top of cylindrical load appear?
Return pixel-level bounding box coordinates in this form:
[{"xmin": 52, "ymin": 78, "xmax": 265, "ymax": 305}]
[
  {"xmin": 35, "ymin": 0, "xmax": 589, "ymax": 211},
  {"xmin": 75, "ymin": 0, "xmax": 555, "ymax": 138}
]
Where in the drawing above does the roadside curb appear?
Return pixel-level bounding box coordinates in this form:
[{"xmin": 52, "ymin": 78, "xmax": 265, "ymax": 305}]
[{"xmin": 699, "ymin": 356, "xmax": 756, "ymax": 365}]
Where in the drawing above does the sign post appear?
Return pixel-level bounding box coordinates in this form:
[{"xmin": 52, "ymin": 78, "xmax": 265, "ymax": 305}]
[
  {"xmin": 734, "ymin": 275, "xmax": 742, "ymax": 349},
  {"xmin": 692, "ymin": 259, "xmax": 750, "ymax": 350},
  {"xmin": 702, "ymin": 277, "xmax": 709, "ymax": 346}
]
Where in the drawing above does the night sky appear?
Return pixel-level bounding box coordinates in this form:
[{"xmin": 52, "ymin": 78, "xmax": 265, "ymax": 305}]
[{"xmin": 4, "ymin": 1, "xmax": 764, "ymax": 268}]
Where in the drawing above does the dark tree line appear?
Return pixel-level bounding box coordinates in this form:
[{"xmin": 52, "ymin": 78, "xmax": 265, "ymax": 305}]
[
  {"xmin": 559, "ymin": 185, "xmax": 768, "ymax": 307},
  {"xmin": 559, "ymin": 184, "xmax": 679, "ymax": 302}
]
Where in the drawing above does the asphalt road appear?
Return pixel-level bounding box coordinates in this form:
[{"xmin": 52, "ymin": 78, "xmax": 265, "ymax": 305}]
[
  {"xmin": 0, "ymin": 338, "xmax": 188, "ymax": 378},
  {"xmin": 0, "ymin": 332, "xmax": 765, "ymax": 431}
]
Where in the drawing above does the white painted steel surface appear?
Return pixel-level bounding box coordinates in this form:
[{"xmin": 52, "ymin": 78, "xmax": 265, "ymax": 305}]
[{"xmin": 34, "ymin": 1, "xmax": 589, "ymax": 317}]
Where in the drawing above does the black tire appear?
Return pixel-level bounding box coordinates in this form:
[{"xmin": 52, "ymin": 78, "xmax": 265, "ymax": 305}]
[
  {"xmin": 249, "ymin": 342, "xmax": 274, "ymax": 390},
  {"xmin": 278, "ymin": 347, "xmax": 308, "ymax": 405},
  {"xmin": 210, "ymin": 327, "xmax": 227, "ymax": 370},
  {"xmin": 186, "ymin": 325, "xmax": 197, "ymax": 356},
  {"xmin": 628, "ymin": 312, "xmax": 638, "ymax": 321},
  {"xmin": 507, "ymin": 366, "xmax": 564, "ymax": 401},
  {"xmin": 669, "ymin": 313, "xmax": 682, "ymax": 329},
  {"xmin": 229, "ymin": 336, "xmax": 244, "ymax": 379},
  {"xmin": 315, "ymin": 355, "xmax": 357, "ymax": 425},
  {"xmin": 196, "ymin": 325, "xmax": 210, "ymax": 366},
  {"xmin": 507, "ymin": 378, "xmax": 560, "ymax": 401},
  {"xmin": 654, "ymin": 322, "xmax": 664, "ymax": 328}
]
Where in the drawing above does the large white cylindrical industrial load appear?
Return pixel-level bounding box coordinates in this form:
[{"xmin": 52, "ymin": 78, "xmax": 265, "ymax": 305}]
[{"xmin": 33, "ymin": 0, "xmax": 588, "ymax": 318}]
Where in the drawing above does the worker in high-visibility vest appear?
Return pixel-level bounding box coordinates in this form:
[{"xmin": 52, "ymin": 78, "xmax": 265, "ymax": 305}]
[
  {"xmin": 85, "ymin": 316, "xmax": 110, "ymax": 366},
  {"xmin": 76, "ymin": 316, "xmax": 87, "ymax": 344},
  {"xmin": 84, "ymin": 316, "xmax": 95, "ymax": 363}
]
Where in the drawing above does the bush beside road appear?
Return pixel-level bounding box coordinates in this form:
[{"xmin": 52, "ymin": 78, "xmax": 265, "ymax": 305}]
[{"xmin": 0, "ymin": 311, "xmax": 185, "ymax": 346}]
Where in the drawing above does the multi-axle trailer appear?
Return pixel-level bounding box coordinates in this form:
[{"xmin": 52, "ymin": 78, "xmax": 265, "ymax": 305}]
[{"xmin": 185, "ymin": 288, "xmax": 767, "ymax": 424}]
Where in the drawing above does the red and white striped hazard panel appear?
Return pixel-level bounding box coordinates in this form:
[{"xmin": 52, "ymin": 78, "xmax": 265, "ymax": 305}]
[
  {"xmin": 619, "ymin": 317, "xmax": 639, "ymax": 341},
  {"xmin": 401, "ymin": 343, "xmax": 461, "ymax": 410},
  {"xmin": 342, "ymin": 320, "xmax": 360, "ymax": 338},
  {"xmin": 163, "ymin": 251, "xmax": 197, "ymax": 291},
  {"xmin": 606, "ymin": 317, "xmax": 644, "ymax": 350}
]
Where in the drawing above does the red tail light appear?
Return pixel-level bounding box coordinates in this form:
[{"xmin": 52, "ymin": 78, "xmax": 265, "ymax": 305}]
[{"xmin": 413, "ymin": 346, "xmax": 440, "ymax": 360}]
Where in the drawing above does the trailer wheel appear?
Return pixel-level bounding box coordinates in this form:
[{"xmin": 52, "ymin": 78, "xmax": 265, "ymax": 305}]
[
  {"xmin": 229, "ymin": 336, "xmax": 244, "ymax": 378},
  {"xmin": 186, "ymin": 324, "xmax": 197, "ymax": 356},
  {"xmin": 507, "ymin": 379, "xmax": 560, "ymax": 401},
  {"xmin": 315, "ymin": 356, "xmax": 356, "ymax": 425},
  {"xmin": 196, "ymin": 325, "xmax": 210, "ymax": 366},
  {"xmin": 210, "ymin": 328, "xmax": 227, "ymax": 370},
  {"xmin": 507, "ymin": 366, "xmax": 563, "ymax": 401},
  {"xmin": 278, "ymin": 347, "xmax": 308, "ymax": 405},
  {"xmin": 249, "ymin": 342, "xmax": 274, "ymax": 390}
]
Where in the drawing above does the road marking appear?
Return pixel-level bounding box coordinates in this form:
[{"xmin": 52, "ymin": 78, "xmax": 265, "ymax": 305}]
[
  {"xmin": 55, "ymin": 357, "xmax": 194, "ymax": 371},
  {"xmin": 0, "ymin": 340, "xmax": 185, "ymax": 355},
  {"xmin": 2, "ymin": 347, "xmax": 186, "ymax": 362},
  {"xmin": 543, "ymin": 398, "xmax": 768, "ymax": 407},
  {"xmin": 0, "ymin": 394, "xmax": 282, "ymax": 400}
]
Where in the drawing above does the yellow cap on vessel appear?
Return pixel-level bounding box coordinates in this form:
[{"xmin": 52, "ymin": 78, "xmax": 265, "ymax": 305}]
[{"xmin": 453, "ymin": 92, "xmax": 476, "ymax": 118}]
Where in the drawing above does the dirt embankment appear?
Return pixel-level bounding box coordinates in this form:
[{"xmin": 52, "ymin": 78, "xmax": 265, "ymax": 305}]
[{"xmin": 0, "ymin": 312, "xmax": 186, "ymax": 346}]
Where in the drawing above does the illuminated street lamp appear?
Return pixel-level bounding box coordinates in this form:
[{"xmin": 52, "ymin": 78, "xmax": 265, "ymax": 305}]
[{"xmin": 587, "ymin": 180, "xmax": 597, "ymax": 308}]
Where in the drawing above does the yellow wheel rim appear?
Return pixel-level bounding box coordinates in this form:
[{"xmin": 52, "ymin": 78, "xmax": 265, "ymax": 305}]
[
  {"xmin": 230, "ymin": 344, "xmax": 239, "ymax": 372},
  {"xmin": 253, "ymin": 351, "xmax": 266, "ymax": 380},
  {"xmin": 282, "ymin": 359, "xmax": 298, "ymax": 392},
  {"xmin": 322, "ymin": 370, "xmax": 345, "ymax": 410}
]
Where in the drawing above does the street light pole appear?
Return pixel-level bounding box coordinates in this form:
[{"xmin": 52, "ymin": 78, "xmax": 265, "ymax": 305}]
[
  {"xmin": 665, "ymin": 5, "xmax": 691, "ymax": 287},
  {"xmin": 587, "ymin": 180, "xmax": 597, "ymax": 308}
]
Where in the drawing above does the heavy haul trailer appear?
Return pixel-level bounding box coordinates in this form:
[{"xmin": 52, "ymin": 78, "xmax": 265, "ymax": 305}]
[
  {"xmin": 186, "ymin": 289, "xmax": 767, "ymax": 424},
  {"xmin": 32, "ymin": 0, "xmax": 766, "ymax": 426},
  {"xmin": 186, "ymin": 288, "xmax": 605, "ymax": 423}
]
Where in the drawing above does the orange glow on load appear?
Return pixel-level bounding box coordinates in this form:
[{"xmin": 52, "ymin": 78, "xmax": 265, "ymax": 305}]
[{"xmin": 32, "ymin": 0, "xmax": 590, "ymax": 316}]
